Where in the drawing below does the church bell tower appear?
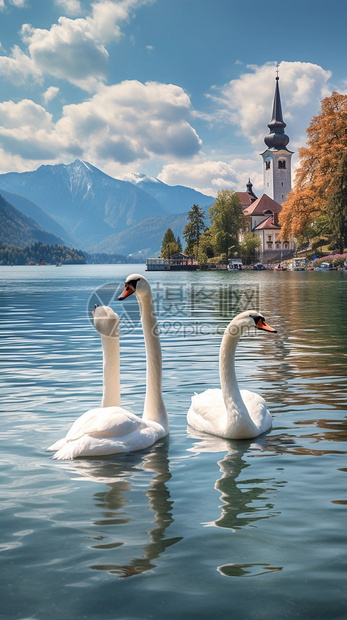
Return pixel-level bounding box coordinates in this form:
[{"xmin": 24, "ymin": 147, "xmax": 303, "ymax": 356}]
[{"xmin": 261, "ymin": 70, "xmax": 293, "ymax": 204}]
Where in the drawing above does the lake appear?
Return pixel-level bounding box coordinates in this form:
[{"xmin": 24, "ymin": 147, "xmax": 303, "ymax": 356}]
[{"xmin": 1, "ymin": 264, "xmax": 347, "ymax": 620}]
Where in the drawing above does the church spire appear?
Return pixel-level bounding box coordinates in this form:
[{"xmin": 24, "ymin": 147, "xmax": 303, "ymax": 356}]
[{"xmin": 264, "ymin": 69, "xmax": 290, "ymax": 150}]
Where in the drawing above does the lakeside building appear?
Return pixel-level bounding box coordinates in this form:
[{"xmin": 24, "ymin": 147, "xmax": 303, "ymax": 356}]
[
  {"xmin": 146, "ymin": 252, "xmax": 198, "ymax": 271},
  {"xmin": 238, "ymin": 73, "xmax": 295, "ymax": 258}
]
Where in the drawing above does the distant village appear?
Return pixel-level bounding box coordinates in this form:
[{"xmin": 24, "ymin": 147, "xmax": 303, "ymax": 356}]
[{"xmin": 148, "ymin": 75, "xmax": 298, "ymax": 272}]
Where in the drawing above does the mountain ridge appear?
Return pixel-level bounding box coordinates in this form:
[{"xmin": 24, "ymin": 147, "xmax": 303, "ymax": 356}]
[{"xmin": 0, "ymin": 160, "xmax": 214, "ymax": 256}]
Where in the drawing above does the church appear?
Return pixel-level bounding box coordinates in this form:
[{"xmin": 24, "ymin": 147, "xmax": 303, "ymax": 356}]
[{"xmin": 237, "ymin": 73, "xmax": 295, "ymax": 258}]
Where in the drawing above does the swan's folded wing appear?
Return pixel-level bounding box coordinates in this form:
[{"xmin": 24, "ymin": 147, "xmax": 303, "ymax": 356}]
[
  {"xmin": 188, "ymin": 388, "xmax": 226, "ymax": 435},
  {"xmin": 52, "ymin": 420, "xmax": 166, "ymax": 460},
  {"xmin": 65, "ymin": 407, "xmax": 147, "ymax": 441},
  {"xmin": 190, "ymin": 389, "xmax": 225, "ymax": 418},
  {"xmin": 240, "ymin": 389, "xmax": 272, "ymax": 431}
]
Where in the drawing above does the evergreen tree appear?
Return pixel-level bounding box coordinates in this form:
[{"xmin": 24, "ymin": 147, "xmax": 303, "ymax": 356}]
[
  {"xmin": 160, "ymin": 228, "xmax": 181, "ymax": 258},
  {"xmin": 183, "ymin": 204, "xmax": 206, "ymax": 258}
]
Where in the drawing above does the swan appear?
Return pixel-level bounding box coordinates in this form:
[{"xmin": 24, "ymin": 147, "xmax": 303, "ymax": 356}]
[
  {"xmin": 48, "ymin": 274, "xmax": 168, "ymax": 459},
  {"xmin": 187, "ymin": 310, "xmax": 277, "ymax": 440}
]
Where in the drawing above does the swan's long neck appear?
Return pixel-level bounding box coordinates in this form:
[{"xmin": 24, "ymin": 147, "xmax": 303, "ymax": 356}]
[
  {"xmin": 139, "ymin": 292, "xmax": 168, "ymax": 429},
  {"xmin": 100, "ymin": 333, "xmax": 120, "ymax": 407},
  {"xmin": 219, "ymin": 320, "xmax": 255, "ymax": 437}
]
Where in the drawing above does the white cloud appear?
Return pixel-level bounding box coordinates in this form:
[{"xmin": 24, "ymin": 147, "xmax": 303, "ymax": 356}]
[
  {"xmin": 0, "ymin": 99, "xmax": 78, "ymax": 161},
  {"xmin": 0, "ymin": 80, "xmax": 201, "ymax": 172},
  {"xmin": 54, "ymin": 0, "xmax": 83, "ymax": 17},
  {"xmin": 158, "ymin": 157, "xmax": 263, "ymax": 197},
  {"xmin": 20, "ymin": 18, "xmax": 109, "ymax": 91},
  {"xmin": 1, "ymin": 0, "xmax": 148, "ymax": 90},
  {"xmin": 208, "ymin": 61, "xmax": 332, "ymax": 152},
  {"xmin": 43, "ymin": 86, "xmax": 60, "ymax": 104},
  {"xmin": 1, "ymin": 0, "xmax": 28, "ymax": 7},
  {"xmin": 56, "ymin": 80, "xmax": 201, "ymax": 162},
  {"xmin": 0, "ymin": 44, "xmax": 42, "ymax": 85}
]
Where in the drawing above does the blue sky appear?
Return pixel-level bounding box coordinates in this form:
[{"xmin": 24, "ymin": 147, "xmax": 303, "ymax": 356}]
[{"xmin": 1, "ymin": 0, "xmax": 346, "ymax": 196}]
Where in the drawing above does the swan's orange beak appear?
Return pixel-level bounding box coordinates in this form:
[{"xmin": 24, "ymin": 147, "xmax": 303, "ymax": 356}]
[
  {"xmin": 256, "ymin": 318, "xmax": 277, "ymax": 333},
  {"xmin": 118, "ymin": 283, "xmax": 136, "ymax": 300}
]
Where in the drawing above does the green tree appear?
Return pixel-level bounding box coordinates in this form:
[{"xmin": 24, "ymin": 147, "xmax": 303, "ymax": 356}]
[
  {"xmin": 326, "ymin": 151, "xmax": 347, "ymax": 253},
  {"xmin": 198, "ymin": 227, "xmax": 215, "ymax": 260},
  {"xmin": 183, "ymin": 204, "xmax": 206, "ymax": 259},
  {"xmin": 239, "ymin": 233, "xmax": 261, "ymax": 264},
  {"xmin": 160, "ymin": 228, "xmax": 181, "ymax": 258},
  {"xmin": 208, "ymin": 190, "xmax": 244, "ymax": 257}
]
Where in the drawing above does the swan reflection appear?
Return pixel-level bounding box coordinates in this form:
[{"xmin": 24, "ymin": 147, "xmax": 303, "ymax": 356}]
[
  {"xmin": 187, "ymin": 429, "xmax": 283, "ymax": 577},
  {"xmin": 187, "ymin": 430, "xmax": 281, "ymax": 530},
  {"xmin": 64, "ymin": 438, "xmax": 182, "ymax": 578}
]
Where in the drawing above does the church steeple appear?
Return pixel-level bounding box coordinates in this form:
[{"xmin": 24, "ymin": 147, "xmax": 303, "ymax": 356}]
[
  {"xmin": 261, "ymin": 66, "xmax": 293, "ymax": 204},
  {"xmin": 264, "ymin": 72, "xmax": 290, "ymax": 151}
]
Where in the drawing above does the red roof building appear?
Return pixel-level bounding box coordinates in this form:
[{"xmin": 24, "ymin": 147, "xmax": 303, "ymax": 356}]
[{"xmin": 241, "ymin": 193, "xmax": 292, "ymax": 253}]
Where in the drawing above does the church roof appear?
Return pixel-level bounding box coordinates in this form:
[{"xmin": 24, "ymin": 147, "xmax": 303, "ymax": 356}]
[
  {"xmin": 264, "ymin": 76, "xmax": 290, "ymax": 151},
  {"xmin": 236, "ymin": 191, "xmax": 257, "ymax": 207},
  {"xmin": 243, "ymin": 193, "xmax": 282, "ymax": 216},
  {"xmin": 253, "ymin": 214, "xmax": 281, "ymax": 231}
]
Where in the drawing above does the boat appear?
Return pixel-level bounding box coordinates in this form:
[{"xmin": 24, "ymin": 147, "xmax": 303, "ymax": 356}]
[
  {"xmin": 253, "ymin": 262, "xmax": 266, "ymax": 270},
  {"xmin": 314, "ymin": 262, "xmax": 333, "ymax": 271},
  {"xmin": 291, "ymin": 257, "xmax": 307, "ymax": 271},
  {"xmin": 228, "ymin": 258, "xmax": 243, "ymax": 271},
  {"xmin": 274, "ymin": 263, "xmax": 287, "ymax": 271}
]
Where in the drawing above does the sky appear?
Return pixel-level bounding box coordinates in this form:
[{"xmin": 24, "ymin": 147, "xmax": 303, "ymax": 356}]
[{"xmin": 1, "ymin": 0, "xmax": 346, "ymax": 196}]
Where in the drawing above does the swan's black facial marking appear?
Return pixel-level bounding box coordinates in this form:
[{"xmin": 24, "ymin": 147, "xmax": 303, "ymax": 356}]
[
  {"xmin": 118, "ymin": 277, "xmax": 140, "ymax": 300},
  {"xmin": 251, "ymin": 315, "xmax": 277, "ymax": 333},
  {"xmin": 126, "ymin": 278, "xmax": 140, "ymax": 290}
]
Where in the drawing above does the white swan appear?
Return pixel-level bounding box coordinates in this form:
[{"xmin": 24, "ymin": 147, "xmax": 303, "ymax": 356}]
[
  {"xmin": 187, "ymin": 310, "xmax": 277, "ymax": 439},
  {"xmin": 48, "ymin": 274, "xmax": 168, "ymax": 459}
]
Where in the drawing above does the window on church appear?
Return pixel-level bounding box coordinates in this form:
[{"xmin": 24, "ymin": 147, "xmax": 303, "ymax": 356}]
[
  {"xmin": 265, "ymin": 161, "xmax": 271, "ymax": 170},
  {"xmin": 278, "ymin": 160, "xmax": 286, "ymax": 169},
  {"xmin": 281, "ymin": 182, "xmax": 283, "ymax": 186}
]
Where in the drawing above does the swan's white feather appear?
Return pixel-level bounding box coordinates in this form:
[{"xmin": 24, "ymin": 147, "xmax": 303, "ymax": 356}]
[
  {"xmin": 47, "ymin": 275, "xmax": 168, "ymax": 460},
  {"xmin": 187, "ymin": 311, "xmax": 275, "ymax": 440},
  {"xmin": 188, "ymin": 388, "xmax": 272, "ymax": 439},
  {"xmin": 47, "ymin": 406, "xmax": 166, "ymax": 460}
]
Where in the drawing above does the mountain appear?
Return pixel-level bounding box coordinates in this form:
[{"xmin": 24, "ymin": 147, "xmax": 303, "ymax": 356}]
[
  {"xmin": 0, "ymin": 160, "xmax": 215, "ymax": 255},
  {"xmin": 91, "ymin": 212, "xmax": 188, "ymax": 257},
  {"xmin": 128, "ymin": 173, "xmax": 214, "ymax": 214},
  {"xmin": 0, "ymin": 189, "xmax": 73, "ymax": 246},
  {"xmin": 0, "ymin": 160, "xmax": 167, "ymax": 246},
  {"xmin": 0, "ymin": 193, "xmax": 64, "ymax": 247}
]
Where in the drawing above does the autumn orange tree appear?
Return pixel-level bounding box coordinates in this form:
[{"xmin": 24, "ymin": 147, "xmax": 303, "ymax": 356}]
[{"xmin": 279, "ymin": 92, "xmax": 347, "ymax": 252}]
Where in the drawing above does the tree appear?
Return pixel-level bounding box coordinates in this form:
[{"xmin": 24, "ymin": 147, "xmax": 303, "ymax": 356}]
[
  {"xmin": 326, "ymin": 152, "xmax": 347, "ymax": 253},
  {"xmin": 160, "ymin": 228, "xmax": 181, "ymax": 258},
  {"xmin": 239, "ymin": 233, "xmax": 261, "ymax": 264},
  {"xmin": 183, "ymin": 204, "xmax": 206, "ymax": 259},
  {"xmin": 279, "ymin": 92, "xmax": 347, "ymax": 245},
  {"xmin": 208, "ymin": 190, "xmax": 244, "ymax": 257},
  {"xmin": 199, "ymin": 227, "xmax": 215, "ymax": 260}
]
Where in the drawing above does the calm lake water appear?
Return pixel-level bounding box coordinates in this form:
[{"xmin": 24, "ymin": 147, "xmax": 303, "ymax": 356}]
[{"xmin": 1, "ymin": 265, "xmax": 347, "ymax": 620}]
